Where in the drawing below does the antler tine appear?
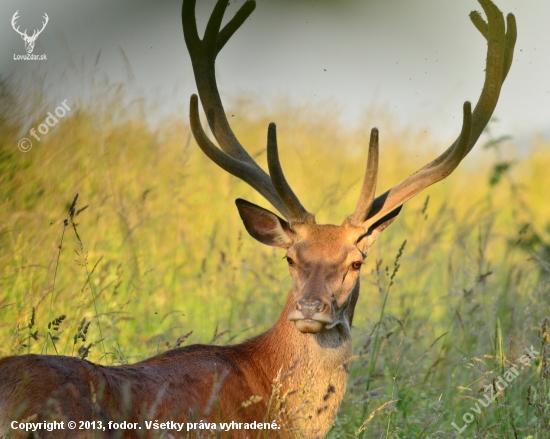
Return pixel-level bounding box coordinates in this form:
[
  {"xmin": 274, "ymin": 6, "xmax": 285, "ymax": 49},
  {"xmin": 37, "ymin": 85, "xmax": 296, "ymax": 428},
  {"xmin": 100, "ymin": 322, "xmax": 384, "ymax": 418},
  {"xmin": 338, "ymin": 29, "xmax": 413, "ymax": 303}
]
[
  {"xmin": 358, "ymin": 0, "xmax": 515, "ymax": 229},
  {"xmin": 182, "ymin": 0, "xmax": 255, "ymax": 162},
  {"xmin": 365, "ymin": 102, "xmax": 472, "ymax": 227},
  {"xmin": 11, "ymin": 11, "xmax": 26, "ymax": 36},
  {"xmin": 183, "ymin": 0, "xmax": 311, "ymax": 223},
  {"xmin": 39, "ymin": 13, "xmax": 49, "ymax": 34},
  {"xmin": 267, "ymin": 124, "xmax": 311, "ymax": 222},
  {"xmin": 31, "ymin": 13, "xmax": 48, "ymax": 38},
  {"xmin": 466, "ymin": 0, "xmax": 516, "ymax": 155},
  {"xmin": 189, "ymin": 95, "xmax": 293, "ymax": 220},
  {"xmin": 348, "ymin": 128, "xmax": 379, "ymax": 226}
]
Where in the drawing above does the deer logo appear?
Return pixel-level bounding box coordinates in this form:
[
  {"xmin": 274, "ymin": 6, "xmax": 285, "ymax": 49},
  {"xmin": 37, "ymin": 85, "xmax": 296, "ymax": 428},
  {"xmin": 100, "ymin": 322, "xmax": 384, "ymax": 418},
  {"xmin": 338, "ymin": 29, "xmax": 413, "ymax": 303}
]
[{"xmin": 11, "ymin": 11, "xmax": 49, "ymax": 54}]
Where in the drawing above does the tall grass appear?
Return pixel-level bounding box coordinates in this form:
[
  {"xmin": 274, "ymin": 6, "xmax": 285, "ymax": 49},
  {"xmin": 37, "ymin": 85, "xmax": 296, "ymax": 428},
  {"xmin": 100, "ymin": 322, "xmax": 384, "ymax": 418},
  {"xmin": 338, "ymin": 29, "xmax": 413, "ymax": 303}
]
[{"xmin": 1, "ymin": 77, "xmax": 549, "ymax": 437}]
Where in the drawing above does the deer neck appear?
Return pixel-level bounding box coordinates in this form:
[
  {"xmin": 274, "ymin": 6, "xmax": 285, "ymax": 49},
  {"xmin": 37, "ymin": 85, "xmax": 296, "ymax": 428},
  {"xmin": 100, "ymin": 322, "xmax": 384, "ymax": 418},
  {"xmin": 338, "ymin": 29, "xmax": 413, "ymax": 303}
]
[{"xmin": 249, "ymin": 285, "xmax": 358, "ymax": 437}]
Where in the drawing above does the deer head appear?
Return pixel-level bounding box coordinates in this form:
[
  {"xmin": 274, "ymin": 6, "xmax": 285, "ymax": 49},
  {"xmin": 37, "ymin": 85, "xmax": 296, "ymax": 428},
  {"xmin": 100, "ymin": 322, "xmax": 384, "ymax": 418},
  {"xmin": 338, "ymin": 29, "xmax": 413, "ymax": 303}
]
[
  {"xmin": 182, "ymin": 0, "xmax": 516, "ymax": 335},
  {"xmin": 11, "ymin": 11, "xmax": 49, "ymax": 54}
]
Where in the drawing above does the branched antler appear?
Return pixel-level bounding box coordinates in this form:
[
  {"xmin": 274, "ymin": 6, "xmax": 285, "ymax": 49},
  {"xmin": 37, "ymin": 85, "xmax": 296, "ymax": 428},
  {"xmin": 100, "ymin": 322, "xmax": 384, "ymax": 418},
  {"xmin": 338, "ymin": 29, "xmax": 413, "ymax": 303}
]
[
  {"xmin": 182, "ymin": 0, "xmax": 311, "ymax": 224},
  {"xmin": 182, "ymin": 0, "xmax": 515, "ymax": 230},
  {"xmin": 349, "ymin": 0, "xmax": 516, "ymax": 229}
]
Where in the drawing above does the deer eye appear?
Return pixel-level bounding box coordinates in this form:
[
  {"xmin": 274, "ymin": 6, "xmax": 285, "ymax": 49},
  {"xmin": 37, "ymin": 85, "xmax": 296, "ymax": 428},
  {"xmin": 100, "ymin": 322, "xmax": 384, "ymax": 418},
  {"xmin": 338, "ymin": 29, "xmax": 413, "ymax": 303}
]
[
  {"xmin": 351, "ymin": 261, "xmax": 363, "ymax": 270},
  {"xmin": 286, "ymin": 257, "xmax": 295, "ymax": 266}
]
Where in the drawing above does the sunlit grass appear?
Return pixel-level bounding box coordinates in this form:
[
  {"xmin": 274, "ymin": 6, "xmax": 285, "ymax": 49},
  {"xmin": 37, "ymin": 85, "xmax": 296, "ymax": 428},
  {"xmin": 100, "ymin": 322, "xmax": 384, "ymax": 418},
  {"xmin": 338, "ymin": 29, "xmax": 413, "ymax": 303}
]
[{"xmin": 1, "ymin": 77, "xmax": 549, "ymax": 437}]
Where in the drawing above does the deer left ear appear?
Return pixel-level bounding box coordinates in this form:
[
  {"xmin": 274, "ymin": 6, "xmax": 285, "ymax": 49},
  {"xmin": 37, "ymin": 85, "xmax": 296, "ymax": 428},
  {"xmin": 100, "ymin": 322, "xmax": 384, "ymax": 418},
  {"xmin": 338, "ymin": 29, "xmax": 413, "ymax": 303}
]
[
  {"xmin": 359, "ymin": 206, "xmax": 402, "ymax": 250},
  {"xmin": 235, "ymin": 199, "xmax": 294, "ymax": 248}
]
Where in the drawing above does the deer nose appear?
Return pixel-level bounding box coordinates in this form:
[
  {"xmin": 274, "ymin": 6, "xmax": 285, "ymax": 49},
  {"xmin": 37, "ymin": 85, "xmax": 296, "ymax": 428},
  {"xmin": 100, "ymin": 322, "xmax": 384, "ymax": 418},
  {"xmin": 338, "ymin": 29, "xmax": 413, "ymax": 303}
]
[{"xmin": 296, "ymin": 300, "xmax": 326, "ymax": 318}]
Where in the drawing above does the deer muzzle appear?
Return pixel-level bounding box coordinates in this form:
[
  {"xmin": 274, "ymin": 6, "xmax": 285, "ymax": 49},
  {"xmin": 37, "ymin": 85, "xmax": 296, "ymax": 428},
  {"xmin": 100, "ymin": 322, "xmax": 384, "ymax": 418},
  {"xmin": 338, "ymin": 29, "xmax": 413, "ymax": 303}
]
[{"xmin": 288, "ymin": 298, "xmax": 333, "ymax": 334}]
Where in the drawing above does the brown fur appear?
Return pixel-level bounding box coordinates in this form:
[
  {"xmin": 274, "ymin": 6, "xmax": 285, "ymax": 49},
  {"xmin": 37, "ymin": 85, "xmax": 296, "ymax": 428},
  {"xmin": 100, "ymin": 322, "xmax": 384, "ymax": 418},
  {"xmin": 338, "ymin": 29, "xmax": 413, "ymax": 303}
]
[
  {"xmin": 0, "ymin": 290, "xmax": 352, "ymax": 439},
  {"xmin": 0, "ymin": 223, "xmax": 367, "ymax": 439}
]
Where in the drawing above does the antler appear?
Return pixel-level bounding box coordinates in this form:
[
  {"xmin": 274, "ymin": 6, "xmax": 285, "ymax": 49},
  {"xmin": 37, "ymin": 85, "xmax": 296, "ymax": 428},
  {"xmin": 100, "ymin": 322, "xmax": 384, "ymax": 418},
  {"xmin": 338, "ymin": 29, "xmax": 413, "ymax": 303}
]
[
  {"xmin": 32, "ymin": 13, "xmax": 49, "ymax": 38},
  {"xmin": 11, "ymin": 11, "xmax": 49, "ymax": 39},
  {"xmin": 349, "ymin": 0, "xmax": 516, "ymax": 229},
  {"xmin": 182, "ymin": 0, "xmax": 311, "ymax": 224},
  {"xmin": 11, "ymin": 11, "xmax": 26, "ymax": 37}
]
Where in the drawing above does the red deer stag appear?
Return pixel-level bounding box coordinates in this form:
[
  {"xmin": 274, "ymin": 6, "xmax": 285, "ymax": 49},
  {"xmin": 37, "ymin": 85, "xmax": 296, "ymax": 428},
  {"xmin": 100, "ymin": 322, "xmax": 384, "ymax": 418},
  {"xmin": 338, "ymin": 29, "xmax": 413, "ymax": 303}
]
[{"xmin": 0, "ymin": 0, "xmax": 516, "ymax": 437}]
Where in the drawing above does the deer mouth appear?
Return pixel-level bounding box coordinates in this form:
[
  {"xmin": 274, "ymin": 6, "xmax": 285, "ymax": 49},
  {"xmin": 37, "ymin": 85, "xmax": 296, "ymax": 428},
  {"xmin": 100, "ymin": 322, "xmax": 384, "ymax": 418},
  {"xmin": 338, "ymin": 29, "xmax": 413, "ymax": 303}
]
[
  {"xmin": 294, "ymin": 319, "xmax": 326, "ymax": 333},
  {"xmin": 288, "ymin": 309, "xmax": 334, "ymax": 334}
]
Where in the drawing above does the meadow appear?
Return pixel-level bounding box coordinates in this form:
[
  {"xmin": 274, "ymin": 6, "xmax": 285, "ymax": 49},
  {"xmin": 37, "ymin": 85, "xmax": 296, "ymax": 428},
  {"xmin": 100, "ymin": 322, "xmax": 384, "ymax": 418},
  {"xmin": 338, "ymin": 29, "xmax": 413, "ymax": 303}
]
[{"xmin": 1, "ymin": 77, "xmax": 549, "ymax": 438}]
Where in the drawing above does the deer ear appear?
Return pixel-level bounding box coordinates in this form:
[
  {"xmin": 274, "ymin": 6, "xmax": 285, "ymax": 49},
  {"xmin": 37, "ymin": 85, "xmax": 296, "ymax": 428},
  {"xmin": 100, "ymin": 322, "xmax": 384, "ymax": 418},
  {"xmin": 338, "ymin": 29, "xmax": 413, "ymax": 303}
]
[
  {"xmin": 359, "ymin": 206, "xmax": 402, "ymax": 250},
  {"xmin": 235, "ymin": 199, "xmax": 294, "ymax": 248}
]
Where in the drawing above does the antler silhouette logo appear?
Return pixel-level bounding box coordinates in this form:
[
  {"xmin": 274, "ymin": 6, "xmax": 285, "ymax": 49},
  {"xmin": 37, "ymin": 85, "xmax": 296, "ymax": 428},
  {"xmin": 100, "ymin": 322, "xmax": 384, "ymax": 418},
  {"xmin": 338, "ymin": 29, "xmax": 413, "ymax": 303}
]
[{"xmin": 11, "ymin": 11, "xmax": 49, "ymax": 54}]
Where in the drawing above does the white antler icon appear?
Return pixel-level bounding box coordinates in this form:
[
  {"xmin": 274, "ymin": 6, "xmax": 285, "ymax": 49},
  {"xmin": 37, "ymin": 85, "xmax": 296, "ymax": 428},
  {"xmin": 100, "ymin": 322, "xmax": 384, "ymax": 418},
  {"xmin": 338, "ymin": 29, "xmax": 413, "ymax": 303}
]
[{"xmin": 11, "ymin": 11, "xmax": 49, "ymax": 54}]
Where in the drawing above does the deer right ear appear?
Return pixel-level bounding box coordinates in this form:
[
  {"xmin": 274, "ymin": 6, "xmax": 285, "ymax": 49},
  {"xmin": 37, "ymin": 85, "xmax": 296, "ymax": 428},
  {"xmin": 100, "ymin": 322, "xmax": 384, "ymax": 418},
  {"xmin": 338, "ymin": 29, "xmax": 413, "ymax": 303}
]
[{"xmin": 235, "ymin": 199, "xmax": 294, "ymax": 248}]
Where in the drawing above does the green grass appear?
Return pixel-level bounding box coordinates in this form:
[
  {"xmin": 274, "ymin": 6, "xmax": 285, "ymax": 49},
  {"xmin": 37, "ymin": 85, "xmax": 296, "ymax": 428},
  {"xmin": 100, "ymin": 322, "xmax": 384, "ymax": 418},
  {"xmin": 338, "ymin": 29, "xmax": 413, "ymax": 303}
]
[{"xmin": 1, "ymin": 77, "xmax": 549, "ymax": 438}]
